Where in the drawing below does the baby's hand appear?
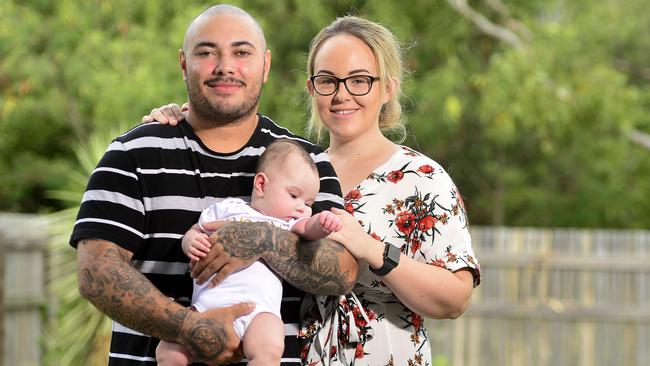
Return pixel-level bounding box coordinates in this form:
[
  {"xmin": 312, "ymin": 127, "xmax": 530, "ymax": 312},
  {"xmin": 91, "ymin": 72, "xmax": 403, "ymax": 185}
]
[
  {"xmin": 318, "ymin": 211, "xmax": 342, "ymax": 233},
  {"xmin": 182, "ymin": 225, "xmax": 212, "ymax": 262}
]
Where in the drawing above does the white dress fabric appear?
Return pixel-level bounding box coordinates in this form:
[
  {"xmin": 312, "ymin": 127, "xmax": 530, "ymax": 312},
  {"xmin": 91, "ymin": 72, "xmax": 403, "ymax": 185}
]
[
  {"xmin": 300, "ymin": 146, "xmax": 481, "ymax": 365},
  {"xmin": 192, "ymin": 198, "xmax": 301, "ymax": 338}
]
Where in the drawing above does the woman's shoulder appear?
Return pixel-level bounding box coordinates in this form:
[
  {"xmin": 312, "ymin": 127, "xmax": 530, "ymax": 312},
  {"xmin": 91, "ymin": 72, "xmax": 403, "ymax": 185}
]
[{"xmin": 381, "ymin": 145, "xmax": 454, "ymax": 184}]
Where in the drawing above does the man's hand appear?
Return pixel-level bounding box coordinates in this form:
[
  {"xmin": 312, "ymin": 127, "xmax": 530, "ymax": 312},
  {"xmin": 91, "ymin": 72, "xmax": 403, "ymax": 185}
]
[
  {"xmin": 191, "ymin": 221, "xmax": 267, "ymax": 287},
  {"xmin": 183, "ymin": 302, "xmax": 254, "ymax": 365}
]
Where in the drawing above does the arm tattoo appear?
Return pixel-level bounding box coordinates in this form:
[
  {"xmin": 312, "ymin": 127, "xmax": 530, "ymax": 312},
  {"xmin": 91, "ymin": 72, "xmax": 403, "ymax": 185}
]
[
  {"xmin": 218, "ymin": 222, "xmax": 355, "ymax": 295},
  {"xmin": 76, "ymin": 239, "xmax": 227, "ymax": 359}
]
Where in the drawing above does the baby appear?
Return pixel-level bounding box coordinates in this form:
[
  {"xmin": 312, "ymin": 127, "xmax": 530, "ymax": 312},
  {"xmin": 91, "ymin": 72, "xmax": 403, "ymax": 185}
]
[{"xmin": 156, "ymin": 140, "xmax": 342, "ymax": 365}]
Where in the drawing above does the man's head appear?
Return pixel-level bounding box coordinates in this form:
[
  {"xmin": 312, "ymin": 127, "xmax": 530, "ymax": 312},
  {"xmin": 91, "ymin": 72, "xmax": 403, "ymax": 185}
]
[
  {"xmin": 180, "ymin": 4, "xmax": 271, "ymax": 125},
  {"xmin": 251, "ymin": 140, "xmax": 320, "ymax": 221}
]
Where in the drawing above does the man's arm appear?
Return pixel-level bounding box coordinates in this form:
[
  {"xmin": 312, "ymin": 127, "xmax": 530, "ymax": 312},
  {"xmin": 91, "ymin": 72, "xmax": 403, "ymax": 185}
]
[
  {"xmin": 76, "ymin": 239, "xmax": 251, "ymax": 363},
  {"xmin": 191, "ymin": 222, "xmax": 358, "ymax": 295}
]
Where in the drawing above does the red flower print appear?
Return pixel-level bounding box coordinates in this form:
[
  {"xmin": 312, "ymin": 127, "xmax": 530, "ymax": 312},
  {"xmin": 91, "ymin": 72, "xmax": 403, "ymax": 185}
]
[
  {"xmin": 301, "ymin": 345, "xmax": 309, "ymax": 361},
  {"xmin": 411, "ymin": 312, "xmax": 423, "ymax": 332},
  {"xmin": 417, "ymin": 215, "xmax": 437, "ymax": 232},
  {"xmin": 370, "ymin": 232, "xmax": 381, "ymax": 241},
  {"xmin": 353, "ymin": 307, "xmax": 368, "ymax": 327},
  {"xmin": 339, "ymin": 297, "xmax": 351, "ymax": 312},
  {"xmin": 345, "ymin": 203, "xmax": 354, "ymax": 214},
  {"xmin": 355, "ymin": 343, "xmax": 365, "ymax": 359},
  {"xmin": 395, "ymin": 211, "xmax": 416, "ymax": 236},
  {"xmin": 367, "ymin": 308, "xmax": 377, "ymax": 321},
  {"xmin": 387, "ymin": 170, "xmax": 404, "ymax": 183},
  {"xmin": 345, "ymin": 189, "xmax": 361, "ymax": 201},
  {"xmin": 446, "ymin": 251, "xmax": 458, "ymax": 262},
  {"xmin": 410, "ymin": 238, "xmax": 421, "ymax": 254},
  {"xmin": 418, "ymin": 164, "xmax": 434, "ymax": 173},
  {"xmin": 330, "ymin": 346, "xmax": 337, "ymax": 358},
  {"xmin": 432, "ymin": 259, "xmax": 447, "ymax": 268}
]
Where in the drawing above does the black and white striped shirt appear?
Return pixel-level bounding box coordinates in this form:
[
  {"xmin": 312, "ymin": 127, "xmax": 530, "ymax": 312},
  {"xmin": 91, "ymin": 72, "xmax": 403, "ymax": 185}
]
[{"xmin": 70, "ymin": 114, "xmax": 343, "ymax": 365}]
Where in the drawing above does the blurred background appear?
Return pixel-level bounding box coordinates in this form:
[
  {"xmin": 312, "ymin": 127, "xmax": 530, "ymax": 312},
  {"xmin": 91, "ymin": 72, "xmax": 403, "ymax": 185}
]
[{"xmin": 0, "ymin": 0, "xmax": 648, "ymax": 365}]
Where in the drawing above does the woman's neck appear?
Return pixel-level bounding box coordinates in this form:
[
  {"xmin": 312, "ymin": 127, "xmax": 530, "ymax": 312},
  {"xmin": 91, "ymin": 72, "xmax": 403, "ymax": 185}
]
[
  {"xmin": 328, "ymin": 128, "xmax": 396, "ymax": 162},
  {"xmin": 328, "ymin": 129, "xmax": 399, "ymax": 194}
]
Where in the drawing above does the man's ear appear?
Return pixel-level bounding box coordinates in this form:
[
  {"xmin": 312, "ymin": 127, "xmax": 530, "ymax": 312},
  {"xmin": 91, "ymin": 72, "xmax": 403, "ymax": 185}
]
[
  {"xmin": 263, "ymin": 50, "xmax": 272, "ymax": 83},
  {"xmin": 180, "ymin": 49, "xmax": 188, "ymax": 81},
  {"xmin": 253, "ymin": 172, "xmax": 268, "ymax": 196}
]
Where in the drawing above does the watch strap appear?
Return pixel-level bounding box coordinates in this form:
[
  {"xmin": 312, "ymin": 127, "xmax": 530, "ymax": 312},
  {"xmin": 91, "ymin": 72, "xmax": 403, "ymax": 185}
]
[{"xmin": 370, "ymin": 243, "xmax": 400, "ymax": 276}]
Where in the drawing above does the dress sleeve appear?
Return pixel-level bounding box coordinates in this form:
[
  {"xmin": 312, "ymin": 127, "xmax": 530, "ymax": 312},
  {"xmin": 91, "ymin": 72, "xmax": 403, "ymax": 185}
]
[
  {"xmin": 69, "ymin": 139, "xmax": 145, "ymax": 254},
  {"xmin": 402, "ymin": 161, "xmax": 481, "ymax": 286}
]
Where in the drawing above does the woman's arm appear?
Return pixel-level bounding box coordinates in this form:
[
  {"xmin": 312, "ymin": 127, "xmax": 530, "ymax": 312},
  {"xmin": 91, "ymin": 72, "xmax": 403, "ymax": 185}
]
[{"xmin": 329, "ymin": 208, "xmax": 475, "ymax": 319}]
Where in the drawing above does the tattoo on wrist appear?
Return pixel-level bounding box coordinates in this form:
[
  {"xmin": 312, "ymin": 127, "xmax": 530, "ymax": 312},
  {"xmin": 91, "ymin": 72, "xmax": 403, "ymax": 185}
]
[{"xmin": 186, "ymin": 318, "xmax": 227, "ymax": 360}]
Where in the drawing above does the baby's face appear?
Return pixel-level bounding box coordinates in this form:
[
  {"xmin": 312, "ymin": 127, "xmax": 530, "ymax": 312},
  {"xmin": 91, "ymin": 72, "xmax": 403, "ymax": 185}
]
[{"xmin": 258, "ymin": 155, "xmax": 320, "ymax": 221}]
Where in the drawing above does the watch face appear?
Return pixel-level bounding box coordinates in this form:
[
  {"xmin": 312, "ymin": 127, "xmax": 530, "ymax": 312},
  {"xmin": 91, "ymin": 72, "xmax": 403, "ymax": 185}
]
[{"xmin": 385, "ymin": 244, "xmax": 400, "ymax": 266}]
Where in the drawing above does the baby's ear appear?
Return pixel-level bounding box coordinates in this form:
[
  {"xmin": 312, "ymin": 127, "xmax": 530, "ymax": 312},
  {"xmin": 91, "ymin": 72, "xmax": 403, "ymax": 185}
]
[{"xmin": 253, "ymin": 172, "xmax": 268, "ymax": 196}]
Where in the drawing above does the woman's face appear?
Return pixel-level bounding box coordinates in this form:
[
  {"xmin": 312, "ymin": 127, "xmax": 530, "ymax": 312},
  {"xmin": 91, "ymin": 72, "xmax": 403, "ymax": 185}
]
[{"xmin": 308, "ymin": 34, "xmax": 391, "ymax": 143}]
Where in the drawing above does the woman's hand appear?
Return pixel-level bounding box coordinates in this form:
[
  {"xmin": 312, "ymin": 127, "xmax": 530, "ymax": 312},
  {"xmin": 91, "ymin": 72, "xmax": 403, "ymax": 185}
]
[
  {"xmin": 328, "ymin": 207, "xmax": 383, "ymax": 267},
  {"xmin": 141, "ymin": 102, "xmax": 189, "ymax": 125}
]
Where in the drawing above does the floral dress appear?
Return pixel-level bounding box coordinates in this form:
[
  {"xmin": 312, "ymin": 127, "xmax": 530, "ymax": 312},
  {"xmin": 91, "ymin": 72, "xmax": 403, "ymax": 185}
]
[{"xmin": 300, "ymin": 146, "xmax": 481, "ymax": 366}]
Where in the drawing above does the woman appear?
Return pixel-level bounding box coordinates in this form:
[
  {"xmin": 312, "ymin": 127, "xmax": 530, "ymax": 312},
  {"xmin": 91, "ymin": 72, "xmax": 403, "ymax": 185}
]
[{"xmin": 147, "ymin": 15, "xmax": 480, "ymax": 366}]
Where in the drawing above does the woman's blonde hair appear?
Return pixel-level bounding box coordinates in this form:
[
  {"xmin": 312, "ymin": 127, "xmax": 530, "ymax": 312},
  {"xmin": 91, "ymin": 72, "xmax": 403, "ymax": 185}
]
[{"xmin": 306, "ymin": 16, "xmax": 407, "ymax": 143}]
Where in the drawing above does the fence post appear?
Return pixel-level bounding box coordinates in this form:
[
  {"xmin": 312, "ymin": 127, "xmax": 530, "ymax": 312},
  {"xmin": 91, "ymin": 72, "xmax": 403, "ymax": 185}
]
[{"xmin": 0, "ymin": 213, "xmax": 48, "ymax": 366}]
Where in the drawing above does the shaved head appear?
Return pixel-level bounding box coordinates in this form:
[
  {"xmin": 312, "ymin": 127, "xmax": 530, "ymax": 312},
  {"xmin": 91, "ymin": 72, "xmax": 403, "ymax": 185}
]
[{"xmin": 183, "ymin": 4, "xmax": 267, "ymax": 53}]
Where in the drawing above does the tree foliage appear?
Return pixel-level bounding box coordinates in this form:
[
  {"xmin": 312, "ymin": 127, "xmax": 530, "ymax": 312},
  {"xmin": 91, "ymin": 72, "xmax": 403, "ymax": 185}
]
[{"xmin": 1, "ymin": 0, "xmax": 648, "ymax": 225}]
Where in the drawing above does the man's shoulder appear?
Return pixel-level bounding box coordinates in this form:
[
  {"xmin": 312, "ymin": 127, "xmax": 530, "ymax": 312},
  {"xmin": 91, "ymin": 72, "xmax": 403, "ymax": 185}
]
[{"xmin": 114, "ymin": 122, "xmax": 189, "ymax": 143}]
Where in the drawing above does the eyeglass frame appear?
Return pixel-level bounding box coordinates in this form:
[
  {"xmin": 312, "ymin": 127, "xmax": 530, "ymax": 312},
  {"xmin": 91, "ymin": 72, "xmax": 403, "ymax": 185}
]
[{"xmin": 309, "ymin": 74, "xmax": 381, "ymax": 96}]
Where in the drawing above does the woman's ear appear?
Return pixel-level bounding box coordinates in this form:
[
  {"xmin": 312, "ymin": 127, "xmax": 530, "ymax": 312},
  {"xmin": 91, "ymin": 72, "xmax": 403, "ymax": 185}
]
[
  {"xmin": 307, "ymin": 78, "xmax": 316, "ymax": 96},
  {"xmin": 383, "ymin": 77, "xmax": 399, "ymax": 104},
  {"xmin": 253, "ymin": 172, "xmax": 268, "ymax": 197}
]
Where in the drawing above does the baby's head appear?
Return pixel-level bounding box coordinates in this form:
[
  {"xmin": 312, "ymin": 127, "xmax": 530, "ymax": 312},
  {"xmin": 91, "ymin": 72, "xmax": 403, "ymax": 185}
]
[{"xmin": 250, "ymin": 140, "xmax": 320, "ymax": 221}]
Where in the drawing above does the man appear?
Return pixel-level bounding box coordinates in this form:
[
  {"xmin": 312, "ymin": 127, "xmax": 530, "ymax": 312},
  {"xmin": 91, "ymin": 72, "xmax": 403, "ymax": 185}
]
[{"xmin": 71, "ymin": 4, "xmax": 357, "ymax": 365}]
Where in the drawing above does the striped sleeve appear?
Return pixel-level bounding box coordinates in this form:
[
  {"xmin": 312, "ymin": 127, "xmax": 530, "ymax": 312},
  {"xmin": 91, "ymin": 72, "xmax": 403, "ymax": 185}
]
[{"xmin": 70, "ymin": 139, "xmax": 145, "ymax": 253}]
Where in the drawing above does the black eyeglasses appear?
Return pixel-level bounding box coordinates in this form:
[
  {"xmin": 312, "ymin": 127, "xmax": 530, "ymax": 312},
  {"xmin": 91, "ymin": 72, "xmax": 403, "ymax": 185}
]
[{"xmin": 310, "ymin": 75, "xmax": 380, "ymax": 96}]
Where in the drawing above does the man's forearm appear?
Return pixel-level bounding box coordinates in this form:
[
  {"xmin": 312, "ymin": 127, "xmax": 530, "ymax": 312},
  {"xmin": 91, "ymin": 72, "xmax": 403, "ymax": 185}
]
[
  {"xmin": 76, "ymin": 239, "xmax": 226, "ymax": 359},
  {"xmin": 218, "ymin": 222, "xmax": 357, "ymax": 295}
]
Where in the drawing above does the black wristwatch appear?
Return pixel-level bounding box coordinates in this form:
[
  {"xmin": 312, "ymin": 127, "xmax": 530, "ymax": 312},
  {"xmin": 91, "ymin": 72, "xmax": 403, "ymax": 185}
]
[{"xmin": 369, "ymin": 243, "xmax": 400, "ymax": 276}]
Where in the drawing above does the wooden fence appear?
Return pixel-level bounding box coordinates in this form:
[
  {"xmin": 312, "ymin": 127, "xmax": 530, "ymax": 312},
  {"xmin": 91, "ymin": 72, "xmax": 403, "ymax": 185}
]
[
  {"xmin": 1, "ymin": 214, "xmax": 649, "ymax": 365},
  {"xmin": 429, "ymin": 226, "xmax": 650, "ymax": 366},
  {"xmin": 0, "ymin": 213, "xmax": 48, "ymax": 366}
]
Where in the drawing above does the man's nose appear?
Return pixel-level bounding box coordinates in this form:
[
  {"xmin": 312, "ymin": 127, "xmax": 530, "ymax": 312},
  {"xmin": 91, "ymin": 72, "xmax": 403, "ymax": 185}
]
[{"xmin": 213, "ymin": 54, "xmax": 235, "ymax": 75}]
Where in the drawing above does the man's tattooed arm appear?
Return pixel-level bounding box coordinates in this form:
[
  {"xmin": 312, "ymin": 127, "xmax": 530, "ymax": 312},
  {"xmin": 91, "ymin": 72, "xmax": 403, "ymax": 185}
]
[
  {"xmin": 201, "ymin": 222, "xmax": 358, "ymax": 295},
  {"xmin": 76, "ymin": 239, "xmax": 246, "ymax": 364}
]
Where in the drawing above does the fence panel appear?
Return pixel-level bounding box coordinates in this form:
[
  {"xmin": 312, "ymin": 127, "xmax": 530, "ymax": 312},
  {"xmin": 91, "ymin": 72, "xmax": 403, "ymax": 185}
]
[
  {"xmin": 429, "ymin": 226, "xmax": 650, "ymax": 366},
  {"xmin": 0, "ymin": 213, "xmax": 48, "ymax": 366}
]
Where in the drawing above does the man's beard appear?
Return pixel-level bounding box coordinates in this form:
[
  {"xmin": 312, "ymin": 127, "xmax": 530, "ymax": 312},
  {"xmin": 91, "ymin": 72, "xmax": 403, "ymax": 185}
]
[{"xmin": 186, "ymin": 74, "xmax": 262, "ymax": 125}]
